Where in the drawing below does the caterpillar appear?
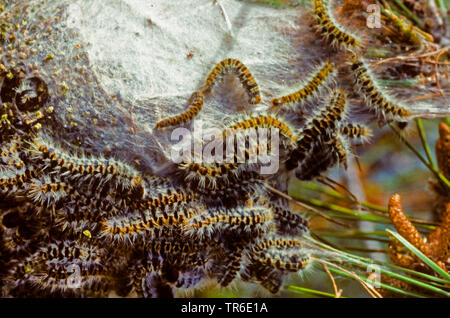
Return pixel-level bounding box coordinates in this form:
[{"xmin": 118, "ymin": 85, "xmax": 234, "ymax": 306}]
[
  {"xmin": 175, "ymin": 267, "xmax": 206, "ymax": 289},
  {"xmin": 240, "ymin": 260, "xmax": 284, "ymax": 294},
  {"xmin": 28, "ymin": 136, "xmax": 144, "ymax": 193},
  {"xmin": 203, "ymin": 58, "xmax": 262, "ymax": 104},
  {"xmin": 351, "ymin": 58, "xmax": 411, "ymax": 123},
  {"xmin": 312, "ymin": 0, "xmax": 361, "ymax": 51},
  {"xmin": 271, "ymin": 61, "xmax": 336, "ymax": 109},
  {"xmin": 184, "ymin": 205, "xmax": 274, "ymax": 241},
  {"xmin": 100, "ymin": 205, "xmax": 202, "ymax": 245},
  {"xmin": 340, "ymin": 123, "xmax": 372, "ymax": 143},
  {"xmin": 285, "ymin": 89, "xmax": 347, "ymax": 170},
  {"xmin": 0, "ymin": 137, "xmax": 24, "ymax": 168},
  {"xmin": 0, "ymin": 167, "xmax": 39, "ymax": 192},
  {"xmin": 251, "ymin": 236, "xmax": 305, "ymax": 253},
  {"xmin": 142, "ymin": 272, "xmax": 174, "ymax": 298},
  {"xmin": 6, "ymin": 240, "xmax": 113, "ymax": 297},
  {"xmin": 294, "ymin": 135, "xmax": 348, "ymax": 181},
  {"xmin": 270, "ymin": 204, "xmax": 309, "ymax": 236},
  {"xmin": 178, "ymin": 161, "xmax": 242, "ymax": 190},
  {"xmin": 223, "ymin": 114, "xmax": 298, "ymax": 144},
  {"xmin": 248, "ymin": 246, "xmax": 311, "ymax": 273},
  {"xmin": 9, "ymin": 270, "xmax": 113, "ymax": 297},
  {"xmin": 136, "ymin": 189, "xmax": 196, "ymax": 211},
  {"xmin": 155, "ymin": 91, "xmax": 204, "ymax": 129},
  {"xmin": 27, "ymin": 176, "xmax": 71, "ymax": 208},
  {"xmin": 26, "ymin": 240, "xmax": 107, "ymax": 272},
  {"xmin": 193, "ymin": 170, "xmax": 267, "ymax": 207},
  {"xmin": 215, "ymin": 246, "xmax": 244, "ymax": 287}
]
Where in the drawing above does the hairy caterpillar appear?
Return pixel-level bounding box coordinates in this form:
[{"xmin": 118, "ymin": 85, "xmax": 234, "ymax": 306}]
[
  {"xmin": 271, "ymin": 61, "xmax": 336, "ymax": 109},
  {"xmin": 100, "ymin": 205, "xmax": 202, "ymax": 245},
  {"xmin": 184, "ymin": 205, "xmax": 274, "ymax": 241},
  {"xmin": 6, "ymin": 241, "xmax": 113, "ymax": 297},
  {"xmin": 29, "ymin": 137, "xmax": 144, "ymax": 193},
  {"xmin": 9, "ymin": 270, "xmax": 113, "ymax": 297},
  {"xmin": 351, "ymin": 58, "xmax": 411, "ymax": 123},
  {"xmin": 27, "ymin": 176, "xmax": 71, "ymax": 208},
  {"xmin": 203, "ymin": 58, "xmax": 262, "ymax": 104},
  {"xmin": 178, "ymin": 162, "xmax": 242, "ymax": 190},
  {"xmin": 0, "ymin": 137, "xmax": 24, "ymax": 168},
  {"xmin": 0, "ymin": 167, "xmax": 39, "ymax": 192},
  {"xmin": 247, "ymin": 246, "xmax": 310, "ymax": 272},
  {"xmin": 155, "ymin": 91, "xmax": 204, "ymax": 129},
  {"xmin": 142, "ymin": 272, "xmax": 174, "ymax": 298},
  {"xmin": 313, "ymin": 0, "xmax": 361, "ymax": 51},
  {"xmin": 223, "ymin": 114, "xmax": 298, "ymax": 144},
  {"xmin": 193, "ymin": 171, "xmax": 267, "ymax": 207},
  {"xmin": 175, "ymin": 267, "xmax": 206, "ymax": 289},
  {"xmin": 294, "ymin": 135, "xmax": 348, "ymax": 181},
  {"xmin": 340, "ymin": 123, "xmax": 372, "ymax": 143},
  {"xmin": 240, "ymin": 260, "xmax": 284, "ymax": 294},
  {"xmin": 285, "ymin": 89, "xmax": 347, "ymax": 170},
  {"xmin": 251, "ymin": 236, "xmax": 305, "ymax": 253},
  {"xmin": 270, "ymin": 204, "xmax": 309, "ymax": 236},
  {"xmin": 215, "ymin": 246, "xmax": 244, "ymax": 287}
]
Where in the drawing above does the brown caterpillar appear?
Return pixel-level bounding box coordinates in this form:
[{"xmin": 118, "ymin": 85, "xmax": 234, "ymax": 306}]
[
  {"xmin": 313, "ymin": 0, "xmax": 361, "ymax": 51},
  {"xmin": 271, "ymin": 61, "xmax": 336, "ymax": 109},
  {"xmin": 203, "ymin": 58, "xmax": 262, "ymax": 104},
  {"xmin": 155, "ymin": 91, "xmax": 204, "ymax": 129},
  {"xmin": 351, "ymin": 58, "xmax": 411, "ymax": 123}
]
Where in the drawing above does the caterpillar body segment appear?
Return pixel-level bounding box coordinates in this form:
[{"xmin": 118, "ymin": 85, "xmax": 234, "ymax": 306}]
[
  {"xmin": 215, "ymin": 246, "xmax": 244, "ymax": 287},
  {"xmin": 246, "ymin": 234, "xmax": 311, "ymax": 274},
  {"xmin": 0, "ymin": 167, "xmax": 39, "ymax": 192},
  {"xmin": 178, "ymin": 161, "xmax": 243, "ymax": 190},
  {"xmin": 340, "ymin": 123, "xmax": 372, "ymax": 143},
  {"xmin": 313, "ymin": 0, "xmax": 362, "ymax": 51},
  {"xmin": 351, "ymin": 59, "xmax": 411, "ymax": 123},
  {"xmin": 155, "ymin": 91, "xmax": 204, "ymax": 129},
  {"xmin": 271, "ymin": 61, "xmax": 336, "ymax": 109},
  {"xmin": 203, "ymin": 58, "xmax": 262, "ymax": 104},
  {"xmin": 27, "ymin": 177, "xmax": 71, "ymax": 208},
  {"xmin": 99, "ymin": 205, "xmax": 203, "ymax": 245},
  {"xmin": 28, "ymin": 137, "xmax": 144, "ymax": 193},
  {"xmin": 223, "ymin": 114, "xmax": 298, "ymax": 145},
  {"xmin": 240, "ymin": 258, "xmax": 284, "ymax": 294},
  {"xmin": 270, "ymin": 203, "xmax": 309, "ymax": 236},
  {"xmin": 184, "ymin": 205, "xmax": 275, "ymax": 241},
  {"xmin": 285, "ymin": 89, "xmax": 347, "ymax": 171},
  {"xmin": 294, "ymin": 134, "xmax": 348, "ymax": 181},
  {"xmin": 6, "ymin": 240, "xmax": 113, "ymax": 297}
]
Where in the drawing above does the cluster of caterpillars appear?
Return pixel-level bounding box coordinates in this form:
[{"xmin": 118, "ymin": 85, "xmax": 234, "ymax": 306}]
[{"xmin": 0, "ymin": 0, "xmax": 416, "ymax": 298}]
